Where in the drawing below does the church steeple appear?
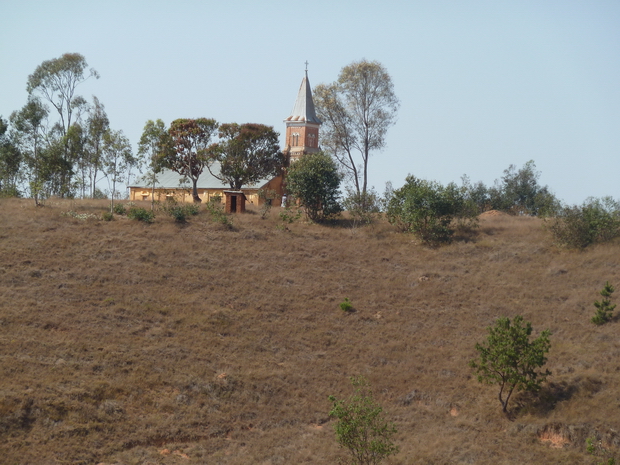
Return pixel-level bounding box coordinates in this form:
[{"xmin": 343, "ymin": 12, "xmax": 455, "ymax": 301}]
[{"xmin": 284, "ymin": 66, "xmax": 321, "ymax": 162}]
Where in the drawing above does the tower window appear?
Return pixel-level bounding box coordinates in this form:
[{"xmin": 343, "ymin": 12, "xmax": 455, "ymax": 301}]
[{"xmin": 291, "ymin": 132, "xmax": 299, "ymax": 146}]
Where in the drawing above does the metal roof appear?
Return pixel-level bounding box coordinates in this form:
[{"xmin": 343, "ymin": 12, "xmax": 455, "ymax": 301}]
[
  {"xmin": 284, "ymin": 71, "xmax": 322, "ymax": 125},
  {"xmin": 129, "ymin": 161, "xmax": 274, "ymax": 190}
]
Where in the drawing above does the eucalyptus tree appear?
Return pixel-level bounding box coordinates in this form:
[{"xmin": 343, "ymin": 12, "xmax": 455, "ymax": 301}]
[
  {"xmin": 207, "ymin": 123, "xmax": 283, "ymax": 190},
  {"xmin": 10, "ymin": 98, "xmax": 49, "ymax": 205},
  {"xmin": 137, "ymin": 119, "xmax": 169, "ymax": 209},
  {"xmin": 84, "ymin": 96, "xmax": 109, "ymax": 198},
  {"xmin": 101, "ymin": 129, "xmax": 134, "ymax": 212},
  {"xmin": 160, "ymin": 118, "xmax": 219, "ymax": 203},
  {"xmin": 0, "ymin": 117, "xmax": 22, "ymax": 196},
  {"xmin": 26, "ymin": 53, "xmax": 99, "ymax": 196},
  {"xmin": 314, "ymin": 60, "xmax": 399, "ymax": 211}
]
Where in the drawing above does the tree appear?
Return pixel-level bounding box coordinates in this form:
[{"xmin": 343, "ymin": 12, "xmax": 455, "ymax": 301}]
[
  {"xmin": 84, "ymin": 96, "xmax": 109, "ymax": 198},
  {"xmin": 160, "ymin": 118, "xmax": 218, "ymax": 203},
  {"xmin": 546, "ymin": 196, "xmax": 620, "ymax": 249},
  {"xmin": 329, "ymin": 376, "xmax": 399, "ymax": 465},
  {"xmin": 0, "ymin": 117, "xmax": 22, "ymax": 197},
  {"xmin": 592, "ymin": 281, "xmax": 616, "ymax": 325},
  {"xmin": 102, "ymin": 129, "xmax": 133, "ymax": 212},
  {"xmin": 385, "ymin": 175, "xmax": 476, "ymax": 244},
  {"xmin": 489, "ymin": 160, "xmax": 559, "ymax": 216},
  {"xmin": 286, "ymin": 151, "xmax": 342, "ymax": 222},
  {"xmin": 207, "ymin": 123, "xmax": 283, "ymax": 190},
  {"xmin": 10, "ymin": 98, "xmax": 49, "ymax": 205},
  {"xmin": 314, "ymin": 60, "xmax": 399, "ymax": 211},
  {"xmin": 470, "ymin": 315, "xmax": 551, "ymax": 413},
  {"xmin": 137, "ymin": 119, "xmax": 169, "ymax": 210},
  {"xmin": 26, "ymin": 53, "xmax": 99, "ymax": 197}
]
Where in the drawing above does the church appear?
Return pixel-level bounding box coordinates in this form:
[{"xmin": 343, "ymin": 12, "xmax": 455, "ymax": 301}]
[{"xmin": 128, "ymin": 70, "xmax": 322, "ymax": 209}]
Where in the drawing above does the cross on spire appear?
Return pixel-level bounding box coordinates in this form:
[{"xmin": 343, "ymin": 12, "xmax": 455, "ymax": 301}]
[{"xmin": 304, "ymin": 60, "xmax": 309, "ymax": 73}]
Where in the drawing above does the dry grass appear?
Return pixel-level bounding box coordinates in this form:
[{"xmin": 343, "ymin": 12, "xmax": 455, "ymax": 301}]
[{"xmin": 1, "ymin": 198, "xmax": 619, "ymax": 464}]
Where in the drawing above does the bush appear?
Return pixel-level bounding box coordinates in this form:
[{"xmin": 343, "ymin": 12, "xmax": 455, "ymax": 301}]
[
  {"xmin": 329, "ymin": 376, "xmax": 399, "ymax": 465},
  {"xmin": 592, "ymin": 282, "xmax": 616, "ymax": 325},
  {"xmin": 127, "ymin": 207, "xmax": 155, "ymax": 223},
  {"xmin": 161, "ymin": 201, "xmax": 200, "ymax": 223},
  {"xmin": 101, "ymin": 211, "xmax": 114, "ymax": 221},
  {"xmin": 286, "ymin": 152, "xmax": 342, "ymax": 222},
  {"xmin": 547, "ymin": 197, "xmax": 620, "ymax": 249},
  {"xmin": 112, "ymin": 203, "xmax": 126, "ymax": 215},
  {"xmin": 339, "ymin": 298, "xmax": 354, "ymax": 312},
  {"xmin": 470, "ymin": 315, "xmax": 551, "ymax": 413},
  {"xmin": 342, "ymin": 187, "xmax": 381, "ymax": 226},
  {"xmin": 386, "ymin": 175, "xmax": 477, "ymax": 245},
  {"xmin": 205, "ymin": 201, "xmax": 233, "ymax": 229}
]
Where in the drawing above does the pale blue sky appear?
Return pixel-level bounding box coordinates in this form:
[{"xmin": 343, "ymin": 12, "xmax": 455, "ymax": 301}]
[{"xmin": 1, "ymin": 0, "xmax": 619, "ymax": 204}]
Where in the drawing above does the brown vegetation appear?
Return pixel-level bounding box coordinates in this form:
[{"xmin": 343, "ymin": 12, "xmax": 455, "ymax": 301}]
[{"xmin": 0, "ymin": 198, "xmax": 619, "ymax": 464}]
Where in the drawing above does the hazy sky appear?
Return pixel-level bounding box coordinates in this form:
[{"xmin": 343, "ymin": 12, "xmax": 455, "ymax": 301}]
[{"xmin": 1, "ymin": 0, "xmax": 619, "ymax": 204}]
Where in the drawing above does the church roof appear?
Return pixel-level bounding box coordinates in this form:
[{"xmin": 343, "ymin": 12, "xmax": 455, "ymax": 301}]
[
  {"xmin": 284, "ymin": 71, "xmax": 321, "ymax": 124},
  {"xmin": 129, "ymin": 162, "xmax": 273, "ymax": 190}
]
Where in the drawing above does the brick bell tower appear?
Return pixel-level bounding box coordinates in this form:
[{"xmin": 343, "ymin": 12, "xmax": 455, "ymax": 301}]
[{"xmin": 283, "ymin": 64, "xmax": 322, "ymax": 163}]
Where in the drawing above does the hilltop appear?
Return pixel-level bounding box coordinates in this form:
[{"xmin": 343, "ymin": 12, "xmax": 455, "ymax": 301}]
[{"xmin": 0, "ymin": 199, "xmax": 619, "ymax": 464}]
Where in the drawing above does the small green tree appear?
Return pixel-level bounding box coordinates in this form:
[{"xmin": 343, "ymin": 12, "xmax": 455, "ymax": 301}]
[
  {"xmin": 329, "ymin": 376, "xmax": 398, "ymax": 465},
  {"xmin": 592, "ymin": 282, "xmax": 616, "ymax": 325},
  {"xmin": 470, "ymin": 315, "xmax": 551, "ymax": 413},
  {"xmin": 386, "ymin": 175, "xmax": 476, "ymax": 244},
  {"xmin": 286, "ymin": 151, "xmax": 342, "ymax": 222}
]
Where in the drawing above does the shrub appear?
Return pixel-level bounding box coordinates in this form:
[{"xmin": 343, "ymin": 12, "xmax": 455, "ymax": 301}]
[
  {"xmin": 101, "ymin": 211, "xmax": 114, "ymax": 221},
  {"xmin": 161, "ymin": 201, "xmax": 200, "ymax": 223},
  {"xmin": 470, "ymin": 315, "xmax": 551, "ymax": 413},
  {"xmin": 592, "ymin": 282, "xmax": 616, "ymax": 325},
  {"xmin": 329, "ymin": 376, "xmax": 399, "ymax": 465},
  {"xmin": 339, "ymin": 298, "xmax": 354, "ymax": 312},
  {"xmin": 112, "ymin": 203, "xmax": 126, "ymax": 215},
  {"xmin": 386, "ymin": 175, "xmax": 477, "ymax": 245},
  {"xmin": 286, "ymin": 152, "xmax": 342, "ymax": 222},
  {"xmin": 127, "ymin": 207, "xmax": 155, "ymax": 223},
  {"xmin": 205, "ymin": 201, "xmax": 233, "ymax": 229},
  {"xmin": 547, "ymin": 197, "xmax": 620, "ymax": 249},
  {"xmin": 342, "ymin": 187, "xmax": 382, "ymax": 226}
]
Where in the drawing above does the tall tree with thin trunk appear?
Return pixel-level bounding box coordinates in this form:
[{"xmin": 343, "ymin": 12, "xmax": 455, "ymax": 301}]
[
  {"xmin": 26, "ymin": 53, "xmax": 99, "ymax": 196},
  {"xmin": 10, "ymin": 98, "xmax": 49, "ymax": 205},
  {"xmin": 85, "ymin": 96, "xmax": 109, "ymax": 198},
  {"xmin": 160, "ymin": 118, "xmax": 218, "ymax": 203},
  {"xmin": 137, "ymin": 119, "xmax": 169, "ymax": 210},
  {"xmin": 314, "ymin": 60, "xmax": 399, "ymax": 211},
  {"xmin": 102, "ymin": 129, "xmax": 133, "ymax": 212},
  {"xmin": 0, "ymin": 117, "xmax": 22, "ymax": 197}
]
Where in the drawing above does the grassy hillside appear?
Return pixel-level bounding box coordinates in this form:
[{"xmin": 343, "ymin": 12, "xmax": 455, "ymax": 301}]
[{"xmin": 0, "ymin": 199, "xmax": 619, "ymax": 464}]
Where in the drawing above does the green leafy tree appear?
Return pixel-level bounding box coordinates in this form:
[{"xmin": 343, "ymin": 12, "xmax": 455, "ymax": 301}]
[
  {"xmin": 137, "ymin": 119, "xmax": 170, "ymax": 210},
  {"xmin": 84, "ymin": 96, "xmax": 109, "ymax": 198},
  {"xmin": 592, "ymin": 281, "xmax": 616, "ymax": 325},
  {"xmin": 329, "ymin": 376, "xmax": 399, "ymax": 465},
  {"xmin": 386, "ymin": 175, "xmax": 475, "ymax": 244},
  {"xmin": 547, "ymin": 197, "xmax": 620, "ymax": 249},
  {"xmin": 470, "ymin": 315, "xmax": 551, "ymax": 413},
  {"xmin": 27, "ymin": 53, "xmax": 99, "ymax": 197},
  {"xmin": 160, "ymin": 118, "xmax": 218, "ymax": 203},
  {"xmin": 488, "ymin": 160, "xmax": 559, "ymax": 215},
  {"xmin": 10, "ymin": 98, "xmax": 49, "ymax": 205},
  {"xmin": 207, "ymin": 123, "xmax": 283, "ymax": 190},
  {"xmin": 314, "ymin": 60, "xmax": 399, "ymax": 211},
  {"xmin": 286, "ymin": 151, "xmax": 342, "ymax": 222},
  {"xmin": 101, "ymin": 129, "xmax": 133, "ymax": 212},
  {"xmin": 0, "ymin": 116, "xmax": 22, "ymax": 197}
]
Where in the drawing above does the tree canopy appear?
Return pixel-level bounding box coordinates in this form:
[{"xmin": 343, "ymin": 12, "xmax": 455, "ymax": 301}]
[
  {"xmin": 160, "ymin": 118, "xmax": 218, "ymax": 203},
  {"xmin": 207, "ymin": 123, "xmax": 283, "ymax": 190},
  {"xmin": 286, "ymin": 151, "xmax": 342, "ymax": 222},
  {"xmin": 470, "ymin": 315, "xmax": 551, "ymax": 413},
  {"xmin": 314, "ymin": 60, "xmax": 399, "ymax": 211}
]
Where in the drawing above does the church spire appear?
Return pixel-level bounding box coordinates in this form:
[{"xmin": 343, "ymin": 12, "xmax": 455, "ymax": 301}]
[
  {"xmin": 284, "ymin": 65, "xmax": 321, "ymax": 161},
  {"xmin": 285, "ymin": 67, "xmax": 321, "ymax": 124}
]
